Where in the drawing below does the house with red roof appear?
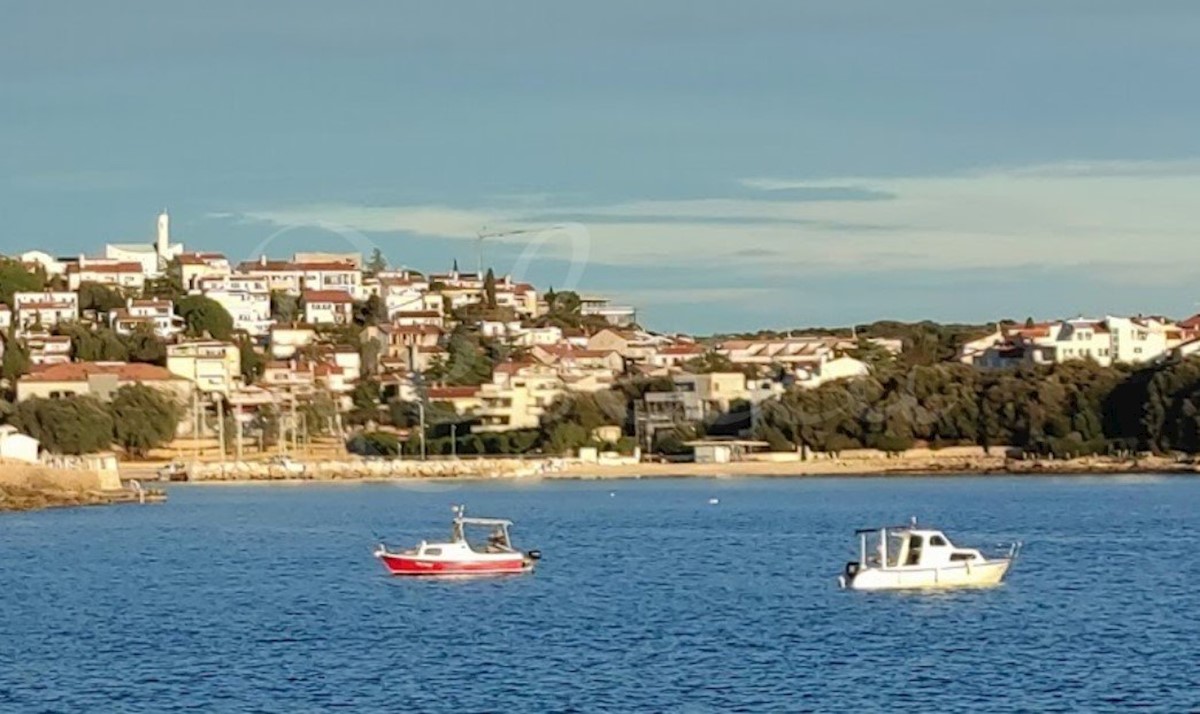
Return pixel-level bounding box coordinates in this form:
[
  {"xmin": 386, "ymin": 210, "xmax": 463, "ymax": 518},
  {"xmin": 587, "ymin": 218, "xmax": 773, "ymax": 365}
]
[
  {"xmin": 302, "ymin": 290, "xmax": 355, "ymax": 325},
  {"xmin": 16, "ymin": 361, "xmax": 190, "ymax": 403}
]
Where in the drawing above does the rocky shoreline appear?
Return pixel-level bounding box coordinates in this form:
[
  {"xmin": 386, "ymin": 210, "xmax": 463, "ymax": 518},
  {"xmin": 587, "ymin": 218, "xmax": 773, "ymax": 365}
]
[
  {"xmin": 124, "ymin": 453, "xmax": 1200, "ymax": 483},
  {"xmin": 0, "ymin": 461, "xmax": 166, "ymax": 513}
]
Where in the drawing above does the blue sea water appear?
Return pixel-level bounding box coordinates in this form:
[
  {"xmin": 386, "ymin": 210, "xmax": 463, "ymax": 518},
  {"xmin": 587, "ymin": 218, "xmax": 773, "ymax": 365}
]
[{"xmin": 2, "ymin": 476, "xmax": 1199, "ymax": 713}]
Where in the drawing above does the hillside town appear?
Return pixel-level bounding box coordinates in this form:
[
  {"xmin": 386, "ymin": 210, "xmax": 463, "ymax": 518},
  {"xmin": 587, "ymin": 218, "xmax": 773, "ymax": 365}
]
[{"xmin": 5, "ymin": 211, "xmax": 1200, "ymax": 473}]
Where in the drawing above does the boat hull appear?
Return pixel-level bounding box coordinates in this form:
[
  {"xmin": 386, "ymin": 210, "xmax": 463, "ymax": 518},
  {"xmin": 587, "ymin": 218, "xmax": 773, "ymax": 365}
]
[
  {"xmin": 375, "ymin": 551, "xmax": 532, "ymax": 577},
  {"xmin": 841, "ymin": 558, "xmax": 1012, "ymax": 591}
]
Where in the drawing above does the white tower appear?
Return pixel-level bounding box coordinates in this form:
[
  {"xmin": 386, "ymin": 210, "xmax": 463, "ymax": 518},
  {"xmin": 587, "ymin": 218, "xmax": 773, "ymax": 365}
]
[{"xmin": 156, "ymin": 210, "xmax": 170, "ymax": 257}]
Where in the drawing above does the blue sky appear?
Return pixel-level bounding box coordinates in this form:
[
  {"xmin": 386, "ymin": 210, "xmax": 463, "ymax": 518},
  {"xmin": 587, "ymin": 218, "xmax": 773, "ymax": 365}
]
[{"xmin": 3, "ymin": 1, "xmax": 1199, "ymax": 333}]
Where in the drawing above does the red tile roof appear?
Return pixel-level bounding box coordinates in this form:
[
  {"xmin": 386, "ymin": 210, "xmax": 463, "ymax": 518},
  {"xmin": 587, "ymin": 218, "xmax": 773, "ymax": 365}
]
[
  {"xmin": 23, "ymin": 361, "xmax": 182, "ymax": 383},
  {"xmin": 493, "ymin": 361, "xmax": 538, "ymax": 375},
  {"xmin": 313, "ymin": 363, "xmax": 344, "ymax": 376},
  {"xmin": 1179, "ymin": 314, "xmax": 1200, "ymax": 329},
  {"xmin": 239, "ymin": 259, "xmax": 358, "ymax": 273},
  {"xmin": 427, "ymin": 386, "xmax": 481, "ymax": 400},
  {"xmin": 302, "ymin": 290, "xmax": 354, "ymax": 303},
  {"xmin": 389, "ymin": 324, "xmax": 442, "ymax": 335},
  {"xmin": 176, "ymin": 252, "xmax": 227, "ymax": 265},
  {"xmin": 67, "ymin": 262, "xmax": 144, "ymax": 274}
]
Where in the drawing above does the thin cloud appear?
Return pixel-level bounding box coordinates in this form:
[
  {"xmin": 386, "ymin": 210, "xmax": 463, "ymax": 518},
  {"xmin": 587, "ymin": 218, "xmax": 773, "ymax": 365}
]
[{"xmin": 224, "ymin": 157, "xmax": 1200, "ymax": 276}]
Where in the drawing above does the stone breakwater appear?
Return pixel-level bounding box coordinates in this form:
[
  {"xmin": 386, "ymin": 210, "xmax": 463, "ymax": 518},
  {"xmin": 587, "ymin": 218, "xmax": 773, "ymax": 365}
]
[
  {"xmin": 188, "ymin": 458, "xmax": 568, "ymax": 481},
  {"xmin": 0, "ymin": 460, "xmax": 164, "ymax": 513}
]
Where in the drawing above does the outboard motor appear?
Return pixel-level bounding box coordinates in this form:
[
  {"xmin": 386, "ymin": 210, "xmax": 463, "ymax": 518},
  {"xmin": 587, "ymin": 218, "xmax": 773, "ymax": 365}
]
[
  {"xmin": 526, "ymin": 549, "xmax": 543, "ymax": 561},
  {"xmin": 839, "ymin": 561, "xmax": 860, "ymax": 589}
]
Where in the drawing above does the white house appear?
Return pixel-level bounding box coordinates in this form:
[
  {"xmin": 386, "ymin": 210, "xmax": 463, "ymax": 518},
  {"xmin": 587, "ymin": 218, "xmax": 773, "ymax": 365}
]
[
  {"xmin": 472, "ymin": 362, "xmax": 566, "ymax": 433},
  {"xmin": 175, "ymin": 252, "xmax": 231, "ymax": 289},
  {"xmin": 110, "ymin": 298, "xmax": 185, "ymax": 339},
  {"xmin": 794, "ymin": 355, "xmax": 871, "ymax": 389},
  {"xmin": 302, "ymin": 290, "xmax": 355, "ymax": 325},
  {"xmin": 0, "ymin": 425, "xmax": 40, "ymax": 463},
  {"xmin": 19, "ymin": 251, "xmax": 67, "ymax": 277},
  {"xmin": 167, "ymin": 341, "xmax": 242, "ymax": 396},
  {"xmin": 24, "ymin": 335, "xmax": 72, "ymax": 366},
  {"xmin": 67, "ymin": 259, "xmax": 147, "ymax": 291},
  {"xmin": 204, "ymin": 289, "xmax": 273, "ymax": 336},
  {"xmin": 270, "ymin": 325, "xmax": 317, "ymax": 360},
  {"xmin": 12, "ymin": 291, "xmax": 79, "ymax": 330},
  {"xmin": 236, "ymin": 256, "xmax": 362, "ymax": 298},
  {"xmin": 964, "ymin": 316, "xmax": 1184, "ymax": 369}
]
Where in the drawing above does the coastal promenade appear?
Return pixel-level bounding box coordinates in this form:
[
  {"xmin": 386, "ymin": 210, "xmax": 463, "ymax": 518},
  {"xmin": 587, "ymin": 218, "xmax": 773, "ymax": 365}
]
[{"xmin": 117, "ymin": 450, "xmax": 1200, "ymax": 483}]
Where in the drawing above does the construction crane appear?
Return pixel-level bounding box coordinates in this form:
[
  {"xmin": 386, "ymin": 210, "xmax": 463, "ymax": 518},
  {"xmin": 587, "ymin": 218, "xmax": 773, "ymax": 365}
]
[{"xmin": 475, "ymin": 225, "xmax": 568, "ymax": 276}]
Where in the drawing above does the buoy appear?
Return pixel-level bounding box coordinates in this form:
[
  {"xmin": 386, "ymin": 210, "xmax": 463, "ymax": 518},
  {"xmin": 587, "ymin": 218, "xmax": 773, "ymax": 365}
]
[
  {"xmin": 609, "ymin": 492, "xmax": 616, "ymax": 498},
  {"xmin": 708, "ymin": 498, "xmax": 720, "ymax": 505}
]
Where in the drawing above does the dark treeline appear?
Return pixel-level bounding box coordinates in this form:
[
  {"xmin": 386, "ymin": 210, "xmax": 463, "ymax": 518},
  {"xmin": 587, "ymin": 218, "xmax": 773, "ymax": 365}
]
[
  {"xmin": 346, "ymin": 357, "xmax": 1200, "ymax": 459},
  {"xmin": 751, "ymin": 357, "xmax": 1200, "ymax": 457}
]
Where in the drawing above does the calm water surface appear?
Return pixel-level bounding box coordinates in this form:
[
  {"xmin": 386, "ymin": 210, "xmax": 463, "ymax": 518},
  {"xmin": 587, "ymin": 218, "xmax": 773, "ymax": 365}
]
[{"xmin": 2, "ymin": 476, "xmax": 1199, "ymax": 712}]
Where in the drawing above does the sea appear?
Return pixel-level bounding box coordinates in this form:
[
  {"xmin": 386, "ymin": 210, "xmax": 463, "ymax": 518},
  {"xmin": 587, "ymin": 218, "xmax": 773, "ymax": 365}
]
[{"xmin": 1, "ymin": 476, "xmax": 1198, "ymax": 713}]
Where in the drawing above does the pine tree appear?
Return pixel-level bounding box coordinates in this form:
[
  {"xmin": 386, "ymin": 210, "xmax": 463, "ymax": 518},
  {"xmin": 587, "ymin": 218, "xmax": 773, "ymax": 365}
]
[{"xmin": 484, "ymin": 268, "xmax": 497, "ymax": 309}]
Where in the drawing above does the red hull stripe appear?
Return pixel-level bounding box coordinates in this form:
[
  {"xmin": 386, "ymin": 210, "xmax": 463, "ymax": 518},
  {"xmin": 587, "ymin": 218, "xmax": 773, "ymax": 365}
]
[{"xmin": 378, "ymin": 554, "xmax": 529, "ymax": 576}]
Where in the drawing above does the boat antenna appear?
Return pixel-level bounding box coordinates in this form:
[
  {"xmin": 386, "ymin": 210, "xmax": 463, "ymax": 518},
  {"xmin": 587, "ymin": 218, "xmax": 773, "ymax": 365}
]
[{"xmin": 910, "ymin": 516, "xmax": 917, "ymax": 527}]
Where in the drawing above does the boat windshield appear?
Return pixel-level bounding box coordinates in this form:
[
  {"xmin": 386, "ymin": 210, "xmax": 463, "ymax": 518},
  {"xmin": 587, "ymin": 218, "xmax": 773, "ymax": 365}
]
[{"xmin": 461, "ymin": 523, "xmax": 513, "ymax": 553}]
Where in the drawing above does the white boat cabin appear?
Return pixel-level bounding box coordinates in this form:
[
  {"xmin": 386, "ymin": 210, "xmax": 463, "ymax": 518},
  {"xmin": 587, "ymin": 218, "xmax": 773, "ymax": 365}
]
[
  {"xmin": 410, "ymin": 513, "xmax": 517, "ymax": 557},
  {"xmin": 861, "ymin": 527, "xmax": 986, "ymax": 570}
]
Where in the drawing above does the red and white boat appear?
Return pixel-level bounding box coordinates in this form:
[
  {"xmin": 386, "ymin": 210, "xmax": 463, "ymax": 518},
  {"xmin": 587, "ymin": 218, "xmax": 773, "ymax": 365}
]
[{"xmin": 374, "ymin": 505, "xmax": 541, "ymax": 577}]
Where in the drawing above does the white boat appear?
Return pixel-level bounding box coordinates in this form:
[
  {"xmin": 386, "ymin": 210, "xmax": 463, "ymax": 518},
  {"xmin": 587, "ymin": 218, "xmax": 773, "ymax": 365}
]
[
  {"xmin": 839, "ymin": 519, "xmax": 1020, "ymax": 591},
  {"xmin": 374, "ymin": 505, "xmax": 541, "ymax": 577}
]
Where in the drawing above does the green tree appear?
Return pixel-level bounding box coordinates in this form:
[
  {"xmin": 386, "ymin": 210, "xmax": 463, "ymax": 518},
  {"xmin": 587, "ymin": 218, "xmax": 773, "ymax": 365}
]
[
  {"xmin": 354, "ymin": 295, "xmax": 387, "ymax": 327},
  {"xmin": 299, "ymin": 391, "xmax": 339, "ymax": 436},
  {"xmin": 12, "ymin": 396, "xmax": 114, "ymax": 454},
  {"xmin": 544, "ymin": 421, "xmax": 589, "ymax": 455},
  {"xmin": 270, "ymin": 291, "xmax": 300, "ymax": 324},
  {"xmin": 142, "ymin": 260, "xmax": 185, "ymax": 301},
  {"xmin": 109, "ymin": 384, "xmax": 181, "ymax": 457},
  {"xmin": 1, "ymin": 328, "xmax": 30, "ymax": 383},
  {"xmin": 365, "ymin": 248, "xmax": 388, "ymax": 277},
  {"xmin": 77, "ymin": 282, "xmax": 127, "ymax": 315},
  {"xmin": 484, "ymin": 268, "xmax": 497, "ymax": 309},
  {"xmin": 423, "ymin": 325, "xmax": 493, "ymax": 385},
  {"xmin": 125, "ymin": 323, "xmax": 167, "ymax": 364},
  {"xmin": 176, "ymin": 295, "xmax": 234, "ymax": 340},
  {"xmin": 0, "ymin": 258, "xmax": 46, "ymax": 305},
  {"xmin": 347, "ymin": 431, "xmax": 400, "ymax": 457},
  {"xmin": 57, "ymin": 324, "xmax": 130, "ymax": 362},
  {"xmin": 345, "ymin": 379, "xmax": 382, "ymax": 425},
  {"xmin": 238, "ymin": 338, "xmax": 266, "ymax": 384}
]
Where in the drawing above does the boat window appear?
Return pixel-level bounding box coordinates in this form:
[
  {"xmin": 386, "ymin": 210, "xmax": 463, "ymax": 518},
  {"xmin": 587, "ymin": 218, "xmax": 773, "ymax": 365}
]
[
  {"xmin": 929, "ymin": 535, "xmax": 948, "ymax": 547},
  {"xmin": 423, "ymin": 547, "xmax": 442, "ymax": 556},
  {"xmin": 949, "ymin": 552, "xmax": 975, "ymax": 562},
  {"xmin": 905, "ymin": 535, "xmax": 923, "ymax": 566}
]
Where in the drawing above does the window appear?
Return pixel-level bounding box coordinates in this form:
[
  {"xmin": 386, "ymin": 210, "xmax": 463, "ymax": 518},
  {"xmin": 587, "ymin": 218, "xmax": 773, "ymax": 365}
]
[
  {"xmin": 423, "ymin": 547, "xmax": 442, "ymax": 556},
  {"xmin": 905, "ymin": 535, "xmax": 923, "ymax": 566},
  {"xmin": 929, "ymin": 535, "xmax": 948, "ymax": 547},
  {"xmin": 950, "ymin": 552, "xmax": 977, "ymax": 562}
]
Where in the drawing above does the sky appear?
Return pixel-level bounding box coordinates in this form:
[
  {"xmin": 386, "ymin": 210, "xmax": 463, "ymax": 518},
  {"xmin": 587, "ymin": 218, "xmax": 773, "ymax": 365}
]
[{"xmin": 3, "ymin": 0, "xmax": 1199, "ymax": 334}]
